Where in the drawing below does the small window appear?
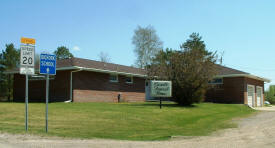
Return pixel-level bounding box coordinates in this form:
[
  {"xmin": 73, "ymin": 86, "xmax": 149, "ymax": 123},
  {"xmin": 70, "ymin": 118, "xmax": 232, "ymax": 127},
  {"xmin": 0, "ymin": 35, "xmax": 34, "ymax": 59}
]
[
  {"xmin": 209, "ymin": 78, "xmax": 223, "ymax": 84},
  {"xmin": 109, "ymin": 74, "xmax": 118, "ymax": 82},
  {"xmin": 125, "ymin": 76, "xmax": 133, "ymax": 84},
  {"xmin": 29, "ymin": 75, "xmax": 55, "ymax": 81}
]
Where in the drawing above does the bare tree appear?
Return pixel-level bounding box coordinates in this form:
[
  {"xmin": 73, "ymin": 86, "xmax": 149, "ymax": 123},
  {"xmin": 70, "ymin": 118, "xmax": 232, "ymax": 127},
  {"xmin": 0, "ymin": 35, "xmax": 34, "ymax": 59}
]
[
  {"xmin": 98, "ymin": 51, "xmax": 111, "ymax": 63},
  {"xmin": 132, "ymin": 25, "xmax": 163, "ymax": 69}
]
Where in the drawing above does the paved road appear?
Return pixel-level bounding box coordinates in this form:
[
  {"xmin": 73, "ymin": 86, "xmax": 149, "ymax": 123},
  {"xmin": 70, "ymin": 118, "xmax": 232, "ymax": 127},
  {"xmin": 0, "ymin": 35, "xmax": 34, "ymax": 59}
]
[{"xmin": 1, "ymin": 110, "xmax": 275, "ymax": 148}]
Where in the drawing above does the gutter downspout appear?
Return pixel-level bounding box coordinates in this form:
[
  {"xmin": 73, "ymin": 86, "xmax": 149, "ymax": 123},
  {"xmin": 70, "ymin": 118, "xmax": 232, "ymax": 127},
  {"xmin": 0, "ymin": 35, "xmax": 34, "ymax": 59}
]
[{"xmin": 66, "ymin": 69, "xmax": 83, "ymax": 103}]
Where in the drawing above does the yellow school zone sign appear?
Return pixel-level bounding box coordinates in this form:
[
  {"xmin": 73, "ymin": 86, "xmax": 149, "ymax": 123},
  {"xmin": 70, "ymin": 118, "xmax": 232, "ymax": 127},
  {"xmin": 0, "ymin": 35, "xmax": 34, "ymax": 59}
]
[{"xmin": 21, "ymin": 37, "xmax": 36, "ymax": 45}]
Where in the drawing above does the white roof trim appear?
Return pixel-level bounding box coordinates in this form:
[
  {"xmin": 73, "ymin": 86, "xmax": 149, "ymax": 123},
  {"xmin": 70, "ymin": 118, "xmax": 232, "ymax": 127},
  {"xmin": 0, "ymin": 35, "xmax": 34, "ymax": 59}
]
[
  {"xmin": 4, "ymin": 66, "xmax": 79, "ymax": 74},
  {"xmin": 4, "ymin": 66, "xmax": 147, "ymax": 78},
  {"xmin": 74, "ymin": 66, "xmax": 146, "ymax": 78},
  {"xmin": 216, "ymin": 74, "xmax": 271, "ymax": 83},
  {"xmin": 5, "ymin": 66, "xmax": 269, "ymax": 81}
]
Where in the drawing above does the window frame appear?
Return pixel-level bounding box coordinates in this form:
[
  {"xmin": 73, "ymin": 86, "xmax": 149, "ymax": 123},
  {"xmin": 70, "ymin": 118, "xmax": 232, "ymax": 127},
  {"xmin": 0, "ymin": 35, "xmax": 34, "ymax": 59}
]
[
  {"xmin": 125, "ymin": 76, "xmax": 133, "ymax": 84},
  {"xmin": 29, "ymin": 75, "xmax": 55, "ymax": 81},
  {"xmin": 109, "ymin": 74, "xmax": 118, "ymax": 83},
  {"xmin": 208, "ymin": 78, "xmax": 223, "ymax": 84}
]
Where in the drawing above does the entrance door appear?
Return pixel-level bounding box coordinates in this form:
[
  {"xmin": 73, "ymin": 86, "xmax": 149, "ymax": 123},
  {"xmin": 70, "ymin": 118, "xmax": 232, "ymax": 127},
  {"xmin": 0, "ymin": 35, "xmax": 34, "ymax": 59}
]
[
  {"xmin": 247, "ymin": 85, "xmax": 255, "ymax": 107},
  {"xmin": 145, "ymin": 81, "xmax": 151, "ymax": 100},
  {"xmin": 256, "ymin": 86, "xmax": 263, "ymax": 107}
]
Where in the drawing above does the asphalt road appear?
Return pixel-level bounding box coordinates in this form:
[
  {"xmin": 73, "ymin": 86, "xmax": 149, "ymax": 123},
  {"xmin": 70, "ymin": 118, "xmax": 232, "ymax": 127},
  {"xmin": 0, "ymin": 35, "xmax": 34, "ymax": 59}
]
[{"xmin": 1, "ymin": 109, "xmax": 275, "ymax": 148}]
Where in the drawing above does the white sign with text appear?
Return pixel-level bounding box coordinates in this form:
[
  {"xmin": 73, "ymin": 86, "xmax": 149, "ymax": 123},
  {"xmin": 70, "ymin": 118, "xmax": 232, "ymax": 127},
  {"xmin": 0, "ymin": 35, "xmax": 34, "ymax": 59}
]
[
  {"xmin": 20, "ymin": 45, "xmax": 35, "ymax": 75},
  {"xmin": 150, "ymin": 81, "xmax": 172, "ymax": 97}
]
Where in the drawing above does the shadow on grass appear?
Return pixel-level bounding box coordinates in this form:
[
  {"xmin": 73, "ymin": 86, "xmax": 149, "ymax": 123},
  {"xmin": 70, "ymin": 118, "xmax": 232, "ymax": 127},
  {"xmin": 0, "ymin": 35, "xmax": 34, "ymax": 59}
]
[{"xmin": 125, "ymin": 102, "xmax": 197, "ymax": 108}]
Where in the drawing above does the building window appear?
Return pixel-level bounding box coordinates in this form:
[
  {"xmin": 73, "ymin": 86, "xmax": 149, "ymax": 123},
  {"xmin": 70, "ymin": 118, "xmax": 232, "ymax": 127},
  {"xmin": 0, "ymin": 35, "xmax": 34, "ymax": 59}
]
[
  {"xmin": 109, "ymin": 74, "xmax": 118, "ymax": 82},
  {"xmin": 208, "ymin": 78, "xmax": 223, "ymax": 84},
  {"xmin": 125, "ymin": 76, "xmax": 133, "ymax": 84},
  {"xmin": 29, "ymin": 75, "xmax": 55, "ymax": 81}
]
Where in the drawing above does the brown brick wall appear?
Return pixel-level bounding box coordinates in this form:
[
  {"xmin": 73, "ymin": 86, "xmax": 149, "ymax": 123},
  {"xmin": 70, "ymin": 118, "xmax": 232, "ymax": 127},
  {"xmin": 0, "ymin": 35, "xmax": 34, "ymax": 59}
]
[
  {"xmin": 205, "ymin": 84, "xmax": 225, "ymax": 102},
  {"xmin": 73, "ymin": 90, "xmax": 145, "ymax": 102},
  {"xmin": 205, "ymin": 76, "xmax": 265, "ymax": 104},
  {"xmin": 223, "ymin": 77, "xmax": 246, "ymax": 103},
  {"xmin": 13, "ymin": 70, "xmax": 71, "ymax": 102},
  {"xmin": 72, "ymin": 71, "xmax": 145, "ymax": 102}
]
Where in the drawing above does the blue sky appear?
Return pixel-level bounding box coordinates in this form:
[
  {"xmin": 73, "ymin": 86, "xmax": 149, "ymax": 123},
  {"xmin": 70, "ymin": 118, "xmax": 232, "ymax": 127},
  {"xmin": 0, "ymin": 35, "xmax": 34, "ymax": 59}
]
[{"xmin": 1, "ymin": 0, "xmax": 275, "ymax": 87}]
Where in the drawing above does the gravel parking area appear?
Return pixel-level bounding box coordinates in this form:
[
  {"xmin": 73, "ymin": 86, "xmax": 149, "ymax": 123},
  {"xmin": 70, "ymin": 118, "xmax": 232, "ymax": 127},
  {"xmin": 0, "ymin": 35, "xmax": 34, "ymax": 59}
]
[{"xmin": 1, "ymin": 110, "xmax": 275, "ymax": 148}]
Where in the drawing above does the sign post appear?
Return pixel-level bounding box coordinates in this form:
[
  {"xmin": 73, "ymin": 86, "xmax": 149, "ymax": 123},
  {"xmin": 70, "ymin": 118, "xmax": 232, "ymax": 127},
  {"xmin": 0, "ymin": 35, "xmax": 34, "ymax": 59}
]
[
  {"xmin": 150, "ymin": 81, "xmax": 172, "ymax": 109},
  {"xmin": 40, "ymin": 53, "xmax": 56, "ymax": 133},
  {"xmin": 20, "ymin": 37, "xmax": 35, "ymax": 131},
  {"xmin": 25, "ymin": 75, "xmax": 28, "ymax": 131}
]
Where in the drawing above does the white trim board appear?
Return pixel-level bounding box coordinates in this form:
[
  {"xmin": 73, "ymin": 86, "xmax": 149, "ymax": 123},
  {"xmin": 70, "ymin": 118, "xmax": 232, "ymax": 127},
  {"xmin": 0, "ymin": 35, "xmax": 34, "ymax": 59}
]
[
  {"xmin": 5, "ymin": 66, "xmax": 146, "ymax": 78},
  {"xmin": 216, "ymin": 74, "xmax": 270, "ymax": 83}
]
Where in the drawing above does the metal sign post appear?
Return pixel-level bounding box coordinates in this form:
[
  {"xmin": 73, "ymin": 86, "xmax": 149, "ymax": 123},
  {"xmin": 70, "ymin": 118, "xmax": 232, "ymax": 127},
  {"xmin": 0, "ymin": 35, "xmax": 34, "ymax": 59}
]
[
  {"xmin": 45, "ymin": 74, "xmax": 49, "ymax": 132},
  {"xmin": 25, "ymin": 75, "xmax": 28, "ymax": 131},
  {"xmin": 160, "ymin": 97, "xmax": 162, "ymax": 109},
  {"xmin": 40, "ymin": 53, "xmax": 56, "ymax": 133},
  {"xmin": 20, "ymin": 37, "xmax": 36, "ymax": 131}
]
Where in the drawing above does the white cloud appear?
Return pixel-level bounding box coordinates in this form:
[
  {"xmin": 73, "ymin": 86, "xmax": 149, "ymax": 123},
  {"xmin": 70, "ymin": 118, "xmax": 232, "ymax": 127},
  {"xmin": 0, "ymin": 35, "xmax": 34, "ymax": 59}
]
[{"xmin": 72, "ymin": 46, "xmax": 80, "ymax": 51}]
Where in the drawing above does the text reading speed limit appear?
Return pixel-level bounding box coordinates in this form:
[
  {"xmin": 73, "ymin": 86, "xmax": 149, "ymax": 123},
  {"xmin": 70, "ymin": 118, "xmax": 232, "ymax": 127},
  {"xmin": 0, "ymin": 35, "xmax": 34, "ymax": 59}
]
[{"xmin": 20, "ymin": 45, "xmax": 35, "ymax": 66}]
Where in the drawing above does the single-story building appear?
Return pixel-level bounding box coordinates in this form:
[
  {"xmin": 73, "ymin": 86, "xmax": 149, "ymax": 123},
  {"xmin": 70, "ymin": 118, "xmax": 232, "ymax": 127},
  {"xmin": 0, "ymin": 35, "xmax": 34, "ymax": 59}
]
[
  {"xmin": 11, "ymin": 57, "xmax": 146, "ymax": 102},
  {"xmin": 205, "ymin": 65, "xmax": 270, "ymax": 107},
  {"xmin": 8, "ymin": 57, "xmax": 270, "ymax": 107}
]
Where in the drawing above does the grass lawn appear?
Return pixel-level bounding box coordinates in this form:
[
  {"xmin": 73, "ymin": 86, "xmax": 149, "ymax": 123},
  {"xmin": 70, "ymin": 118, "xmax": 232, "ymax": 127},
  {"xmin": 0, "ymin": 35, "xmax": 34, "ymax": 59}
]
[{"xmin": 0, "ymin": 102, "xmax": 254, "ymax": 141}]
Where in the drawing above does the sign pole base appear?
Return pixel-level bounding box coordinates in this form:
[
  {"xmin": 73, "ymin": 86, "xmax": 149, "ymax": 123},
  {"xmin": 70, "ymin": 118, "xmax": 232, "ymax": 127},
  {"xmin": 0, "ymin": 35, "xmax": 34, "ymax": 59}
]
[{"xmin": 160, "ymin": 98, "xmax": 162, "ymax": 109}]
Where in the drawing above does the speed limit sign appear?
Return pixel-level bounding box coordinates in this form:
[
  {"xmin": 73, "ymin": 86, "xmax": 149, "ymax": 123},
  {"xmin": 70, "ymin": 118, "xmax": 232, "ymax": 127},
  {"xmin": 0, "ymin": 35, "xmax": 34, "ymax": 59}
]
[{"xmin": 20, "ymin": 44, "xmax": 35, "ymax": 75}]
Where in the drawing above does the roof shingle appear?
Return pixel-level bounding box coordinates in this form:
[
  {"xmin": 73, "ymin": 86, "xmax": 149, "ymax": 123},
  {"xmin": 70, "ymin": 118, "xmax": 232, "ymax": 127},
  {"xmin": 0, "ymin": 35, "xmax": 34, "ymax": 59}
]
[
  {"xmin": 57, "ymin": 57, "xmax": 146, "ymax": 75},
  {"xmin": 6, "ymin": 57, "xmax": 249, "ymax": 76},
  {"xmin": 215, "ymin": 64, "xmax": 249, "ymax": 75}
]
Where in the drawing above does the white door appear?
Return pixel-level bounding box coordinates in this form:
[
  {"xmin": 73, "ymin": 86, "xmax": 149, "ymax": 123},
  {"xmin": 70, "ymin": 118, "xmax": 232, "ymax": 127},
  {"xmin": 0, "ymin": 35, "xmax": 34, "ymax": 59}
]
[
  {"xmin": 256, "ymin": 86, "xmax": 263, "ymax": 107},
  {"xmin": 247, "ymin": 85, "xmax": 255, "ymax": 107}
]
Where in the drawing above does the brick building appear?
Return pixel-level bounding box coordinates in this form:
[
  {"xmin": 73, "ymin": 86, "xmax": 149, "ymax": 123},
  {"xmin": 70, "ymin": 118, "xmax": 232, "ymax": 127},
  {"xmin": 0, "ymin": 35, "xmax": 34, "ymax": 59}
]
[
  {"xmin": 9, "ymin": 57, "xmax": 270, "ymax": 107},
  {"xmin": 11, "ymin": 58, "xmax": 146, "ymax": 102},
  {"xmin": 205, "ymin": 65, "xmax": 270, "ymax": 107}
]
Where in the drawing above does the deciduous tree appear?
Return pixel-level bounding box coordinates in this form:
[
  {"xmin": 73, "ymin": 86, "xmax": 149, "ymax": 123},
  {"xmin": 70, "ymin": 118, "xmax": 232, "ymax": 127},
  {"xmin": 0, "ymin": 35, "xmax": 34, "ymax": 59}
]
[
  {"xmin": 54, "ymin": 46, "xmax": 73, "ymax": 60},
  {"xmin": 265, "ymin": 85, "xmax": 275, "ymax": 104},
  {"xmin": 148, "ymin": 33, "xmax": 221, "ymax": 105},
  {"xmin": 132, "ymin": 25, "xmax": 163, "ymax": 69},
  {"xmin": 98, "ymin": 51, "xmax": 111, "ymax": 63}
]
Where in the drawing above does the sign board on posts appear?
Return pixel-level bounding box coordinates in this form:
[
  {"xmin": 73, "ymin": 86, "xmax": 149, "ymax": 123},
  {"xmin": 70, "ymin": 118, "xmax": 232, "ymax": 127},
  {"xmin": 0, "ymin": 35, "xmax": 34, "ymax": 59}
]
[
  {"xmin": 40, "ymin": 54, "xmax": 56, "ymax": 75},
  {"xmin": 20, "ymin": 37, "xmax": 36, "ymax": 132},
  {"xmin": 20, "ymin": 44, "xmax": 35, "ymax": 75},
  {"xmin": 150, "ymin": 81, "xmax": 172, "ymax": 97}
]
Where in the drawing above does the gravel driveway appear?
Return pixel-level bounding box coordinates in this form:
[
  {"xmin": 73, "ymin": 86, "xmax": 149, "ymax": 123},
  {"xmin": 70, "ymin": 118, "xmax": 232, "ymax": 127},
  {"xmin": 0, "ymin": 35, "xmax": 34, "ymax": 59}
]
[{"xmin": 1, "ymin": 110, "xmax": 275, "ymax": 148}]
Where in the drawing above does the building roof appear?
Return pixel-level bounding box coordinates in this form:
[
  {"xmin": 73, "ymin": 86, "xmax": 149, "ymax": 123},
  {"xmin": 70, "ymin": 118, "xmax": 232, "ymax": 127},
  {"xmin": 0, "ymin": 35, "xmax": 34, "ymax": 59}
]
[
  {"xmin": 215, "ymin": 64, "xmax": 249, "ymax": 75},
  {"xmin": 5, "ymin": 57, "xmax": 270, "ymax": 82},
  {"xmin": 57, "ymin": 57, "xmax": 146, "ymax": 76},
  {"xmin": 215, "ymin": 65, "xmax": 270, "ymax": 82},
  {"xmin": 6, "ymin": 57, "xmax": 147, "ymax": 77}
]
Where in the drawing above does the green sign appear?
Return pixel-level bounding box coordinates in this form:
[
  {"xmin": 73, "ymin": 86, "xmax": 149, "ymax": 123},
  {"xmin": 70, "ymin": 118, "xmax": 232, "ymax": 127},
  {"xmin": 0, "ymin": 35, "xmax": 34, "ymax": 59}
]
[{"xmin": 150, "ymin": 81, "xmax": 172, "ymax": 97}]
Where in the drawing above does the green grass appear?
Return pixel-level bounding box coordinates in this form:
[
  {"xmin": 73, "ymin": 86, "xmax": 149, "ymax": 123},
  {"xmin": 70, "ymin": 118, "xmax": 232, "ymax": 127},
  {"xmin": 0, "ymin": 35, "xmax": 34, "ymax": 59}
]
[{"xmin": 0, "ymin": 102, "xmax": 254, "ymax": 141}]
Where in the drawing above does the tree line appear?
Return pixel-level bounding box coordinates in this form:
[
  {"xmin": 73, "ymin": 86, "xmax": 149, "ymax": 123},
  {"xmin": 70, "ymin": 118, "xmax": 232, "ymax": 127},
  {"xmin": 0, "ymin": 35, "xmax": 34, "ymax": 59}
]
[{"xmin": 265, "ymin": 85, "xmax": 275, "ymax": 104}]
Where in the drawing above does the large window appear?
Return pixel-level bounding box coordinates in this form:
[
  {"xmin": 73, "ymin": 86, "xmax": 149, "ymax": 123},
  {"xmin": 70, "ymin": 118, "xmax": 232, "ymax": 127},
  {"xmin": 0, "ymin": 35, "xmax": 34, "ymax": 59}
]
[{"xmin": 109, "ymin": 74, "xmax": 118, "ymax": 82}]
